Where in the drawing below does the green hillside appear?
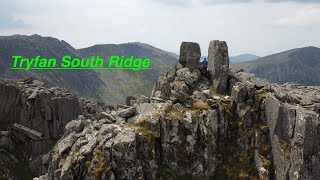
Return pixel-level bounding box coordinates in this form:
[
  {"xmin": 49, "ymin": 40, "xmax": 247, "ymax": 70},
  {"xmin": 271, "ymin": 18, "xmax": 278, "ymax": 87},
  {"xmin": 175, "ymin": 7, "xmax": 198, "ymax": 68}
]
[
  {"xmin": 0, "ymin": 34, "xmax": 103, "ymax": 100},
  {"xmin": 0, "ymin": 35, "xmax": 178, "ymax": 105},
  {"xmin": 78, "ymin": 42, "xmax": 178, "ymax": 104},
  {"xmin": 232, "ymin": 46, "xmax": 320, "ymax": 85}
]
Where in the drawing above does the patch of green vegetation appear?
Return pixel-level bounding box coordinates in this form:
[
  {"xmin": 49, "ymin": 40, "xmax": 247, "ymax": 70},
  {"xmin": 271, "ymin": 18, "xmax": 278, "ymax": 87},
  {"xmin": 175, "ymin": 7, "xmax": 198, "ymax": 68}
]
[
  {"xmin": 259, "ymin": 154, "xmax": 271, "ymax": 168},
  {"xmin": 258, "ymin": 143, "xmax": 271, "ymax": 158},
  {"xmin": 131, "ymin": 119, "xmax": 155, "ymax": 144},
  {"xmin": 237, "ymin": 82, "xmax": 246, "ymax": 89},
  {"xmin": 217, "ymin": 98, "xmax": 235, "ymax": 122},
  {"xmin": 85, "ymin": 161, "xmax": 91, "ymax": 169},
  {"xmin": 152, "ymin": 112, "xmax": 162, "ymax": 119},
  {"xmin": 93, "ymin": 147, "xmax": 112, "ymax": 180},
  {"xmin": 192, "ymin": 99, "xmax": 211, "ymax": 110},
  {"xmin": 165, "ymin": 105, "xmax": 188, "ymax": 120},
  {"xmin": 257, "ymin": 90, "xmax": 268, "ymax": 101},
  {"xmin": 176, "ymin": 80, "xmax": 185, "ymax": 86}
]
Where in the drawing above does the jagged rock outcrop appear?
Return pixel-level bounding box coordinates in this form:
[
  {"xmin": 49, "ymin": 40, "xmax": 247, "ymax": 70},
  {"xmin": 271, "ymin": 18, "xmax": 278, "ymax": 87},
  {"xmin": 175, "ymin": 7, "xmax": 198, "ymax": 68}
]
[
  {"xmin": 179, "ymin": 42, "xmax": 201, "ymax": 72},
  {"xmin": 264, "ymin": 84, "xmax": 320, "ymax": 179},
  {"xmin": 208, "ymin": 40, "xmax": 230, "ymax": 93},
  {"xmin": 32, "ymin": 40, "xmax": 320, "ymax": 180},
  {"xmin": 0, "ymin": 79, "xmax": 83, "ymax": 157},
  {"xmin": 0, "ymin": 78, "xmax": 109, "ymax": 179},
  {"xmin": 2, "ymin": 40, "xmax": 320, "ymax": 180}
]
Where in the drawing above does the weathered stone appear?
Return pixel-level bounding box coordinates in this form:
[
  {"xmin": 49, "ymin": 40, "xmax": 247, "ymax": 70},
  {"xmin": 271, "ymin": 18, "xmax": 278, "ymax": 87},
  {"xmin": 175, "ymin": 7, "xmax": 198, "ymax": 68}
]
[
  {"xmin": 176, "ymin": 68, "xmax": 201, "ymax": 86},
  {"xmin": 155, "ymin": 75, "xmax": 171, "ymax": 99},
  {"xmin": 179, "ymin": 42, "xmax": 201, "ymax": 72},
  {"xmin": 64, "ymin": 119, "xmax": 87, "ymax": 134},
  {"xmin": 171, "ymin": 79, "xmax": 188, "ymax": 93},
  {"xmin": 208, "ymin": 40, "xmax": 230, "ymax": 93},
  {"xmin": 32, "ymin": 80, "xmax": 45, "ymax": 87},
  {"xmin": 100, "ymin": 112, "xmax": 116, "ymax": 122},
  {"xmin": 12, "ymin": 41, "xmax": 320, "ymax": 180},
  {"xmin": 57, "ymin": 132, "xmax": 76, "ymax": 155},
  {"xmin": 117, "ymin": 104, "xmax": 131, "ymax": 109},
  {"xmin": 236, "ymin": 71, "xmax": 270, "ymax": 89},
  {"xmin": 139, "ymin": 95, "xmax": 150, "ymax": 104},
  {"xmin": 12, "ymin": 123, "xmax": 44, "ymax": 140},
  {"xmin": 160, "ymin": 104, "xmax": 219, "ymax": 176},
  {"xmin": 60, "ymin": 156, "xmax": 73, "ymax": 179},
  {"xmin": 129, "ymin": 100, "xmax": 137, "ymax": 106},
  {"xmin": 202, "ymin": 89, "xmax": 211, "ymax": 99},
  {"xmin": 150, "ymin": 97, "xmax": 166, "ymax": 103},
  {"xmin": 0, "ymin": 79, "xmax": 83, "ymax": 159},
  {"xmin": 193, "ymin": 90, "xmax": 207, "ymax": 101},
  {"xmin": 33, "ymin": 173, "xmax": 48, "ymax": 180},
  {"xmin": 125, "ymin": 96, "xmax": 136, "ymax": 106},
  {"xmin": 171, "ymin": 90, "xmax": 193, "ymax": 107},
  {"xmin": 116, "ymin": 107, "xmax": 137, "ymax": 118},
  {"xmin": 207, "ymin": 99, "xmax": 218, "ymax": 108},
  {"xmin": 0, "ymin": 131, "xmax": 10, "ymax": 137},
  {"xmin": 154, "ymin": 91, "xmax": 161, "ymax": 98},
  {"xmin": 0, "ymin": 136, "xmax": 15, "ymax": 151},
  {"xmin": 231, "ymin": 82, "xmax": 247, "ymax": 104}
]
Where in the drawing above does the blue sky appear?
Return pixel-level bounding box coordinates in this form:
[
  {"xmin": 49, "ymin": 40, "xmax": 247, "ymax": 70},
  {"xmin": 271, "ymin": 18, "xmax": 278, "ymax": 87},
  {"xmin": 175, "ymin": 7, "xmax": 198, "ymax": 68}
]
[{"xmin": 0, "ymin": 0, "xmax": 319, "ymax": 56}]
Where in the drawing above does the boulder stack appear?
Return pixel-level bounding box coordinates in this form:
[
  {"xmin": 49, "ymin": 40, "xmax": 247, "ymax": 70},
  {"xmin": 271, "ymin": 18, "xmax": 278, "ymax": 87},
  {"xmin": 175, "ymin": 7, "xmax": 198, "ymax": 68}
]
[
  {"xmin": 208, "ymin": 40, "xmax": 230, "ymax": 93},
  {"xmin": 179, "ymin": 42, "xmax": 201, "ymax": 72}
]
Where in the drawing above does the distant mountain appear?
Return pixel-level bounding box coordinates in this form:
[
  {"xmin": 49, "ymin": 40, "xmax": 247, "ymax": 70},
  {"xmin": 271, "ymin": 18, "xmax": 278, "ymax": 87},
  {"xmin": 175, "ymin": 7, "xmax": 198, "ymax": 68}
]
[
  {"xmin": 0, "ymin": 35, "xmax": 178, "ymax": 105},
  {"xmin": 230, "ymin": 54, "xmax": 260, "ymax": 63},
  {"xmin": 0, "ymin": 34, "xmax": 103, "ymax": 100},
  {"xmin": 78, "ymin": 42, "xmax": 178, "ymax": 104},
  {"xmin": 232, "ymin": 46, "xmax": 320, "ymax": 86}
]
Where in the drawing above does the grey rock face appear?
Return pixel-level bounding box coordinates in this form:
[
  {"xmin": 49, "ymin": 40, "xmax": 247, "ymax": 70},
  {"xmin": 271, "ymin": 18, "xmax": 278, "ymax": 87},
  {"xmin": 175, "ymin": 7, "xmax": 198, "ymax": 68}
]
[
  {"xmin": 179, "ymin": 42, "xmax": 201, "ymax": 72},
  {"xmin": 176, "ymin": 68, "xmax": 201, "ymax": 86},
  {"xmin": 208, "ymin": 40, "xmax": 230, "ymax": 93},
  {"xmin": 3, "ymin": 40, "xmax": 320, "ymax": 180},
  {"xmin": 64, "ymin": 117, "xmax": 88, "ymax": 134},
  {"xmin": 139, "ymin": 95, "xmax": 150, "ymax": 104},
  {"xmin": 264, "ymin": 84, "xmax": 320, "ymax": 180},
  {"xmin": 160, "ymin": 103, "xmax": 218, "ymax": 176},
  {"xmin": 116, "ymin": 107, "xmax": 137, "ymax": 119},
  {"xmin": 12, "ymin": 123, "xmax": 44, "ymax": 140},
  {"xmin": 0, "ymin": 136, "xmax": 15, "ymax": 151},
  {"xmin": 153, "ymin": 68, "xmax": 177, "ymax": 99},
  {"xmin": 0, "ymin": 79, "xmax": 83, "ymax": 158},
  {"xmin": 32, "ymin": 68, "xmax": 320, "ymax": 180}
]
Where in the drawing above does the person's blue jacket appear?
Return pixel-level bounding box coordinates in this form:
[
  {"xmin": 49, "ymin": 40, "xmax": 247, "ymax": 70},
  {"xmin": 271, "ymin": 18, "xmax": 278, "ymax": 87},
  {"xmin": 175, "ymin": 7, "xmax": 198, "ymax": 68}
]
[{"xmin": 202, "ymin": 58, "xmax": 208, "ymax": 67}]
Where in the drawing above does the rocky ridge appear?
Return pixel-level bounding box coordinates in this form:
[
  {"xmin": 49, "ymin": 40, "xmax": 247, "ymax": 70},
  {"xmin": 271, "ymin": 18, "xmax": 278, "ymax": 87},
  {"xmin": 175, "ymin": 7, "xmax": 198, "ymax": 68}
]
[
  {"xmin": 0, "ymin": 78, "xmax": 109, "ymax": 179},
  {"xmin": 1, "ymin": 40, "xmax": 320, "ymax": 179}
]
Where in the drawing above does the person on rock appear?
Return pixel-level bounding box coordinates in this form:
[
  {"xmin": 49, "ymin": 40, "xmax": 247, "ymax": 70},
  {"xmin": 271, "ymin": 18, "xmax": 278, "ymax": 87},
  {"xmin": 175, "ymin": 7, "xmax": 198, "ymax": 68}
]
[
  {"xmin": 202, "ymin": 58, "xmax": 208, "ymax": 69},
  {"xmin": 200, "ymin": 58, "xmax": 208, "ymax": 76}
]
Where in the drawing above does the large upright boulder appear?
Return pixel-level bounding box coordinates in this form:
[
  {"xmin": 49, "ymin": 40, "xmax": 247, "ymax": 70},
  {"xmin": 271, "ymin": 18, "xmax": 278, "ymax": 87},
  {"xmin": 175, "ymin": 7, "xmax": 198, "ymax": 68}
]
[
  {"xmin": 208, "ymin": 40, "xmax": 230, "ymax": 93},
  {"xmin": 179, "ymin": 42, "xmax": 201, "ymax": 72}
]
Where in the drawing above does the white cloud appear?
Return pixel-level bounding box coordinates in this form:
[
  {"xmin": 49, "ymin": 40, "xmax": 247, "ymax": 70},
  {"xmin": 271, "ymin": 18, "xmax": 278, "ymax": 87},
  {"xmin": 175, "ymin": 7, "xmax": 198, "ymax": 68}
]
[{"xmin": 273, "ymin": 6, "xmax": 320, "ymax": 27}]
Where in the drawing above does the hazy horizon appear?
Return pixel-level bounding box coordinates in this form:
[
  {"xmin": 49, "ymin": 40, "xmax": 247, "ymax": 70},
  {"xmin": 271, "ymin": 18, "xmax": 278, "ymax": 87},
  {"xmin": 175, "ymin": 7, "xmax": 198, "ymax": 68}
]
[{"xmin": 1, "ymin": 0, "xmax": 319, "ymax": 56}]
